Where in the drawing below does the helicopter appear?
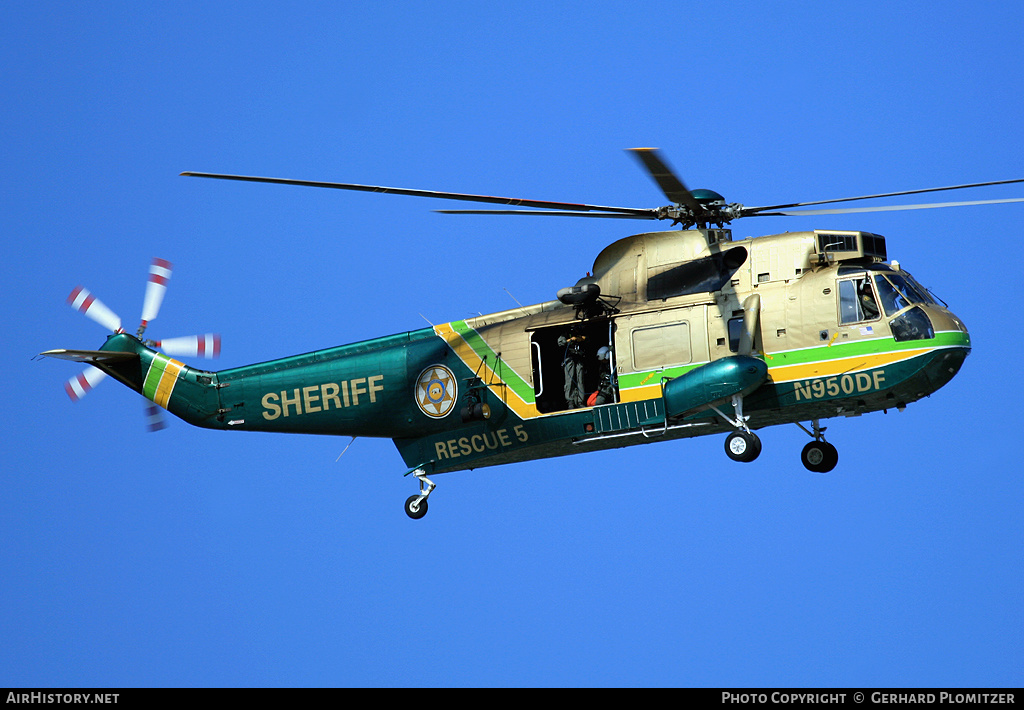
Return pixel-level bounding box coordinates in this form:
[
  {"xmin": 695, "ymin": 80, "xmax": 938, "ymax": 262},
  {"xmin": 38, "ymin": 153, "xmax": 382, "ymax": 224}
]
[{"xmin": 42, "ymin": 149, "xmax": 1024, "ymax": 518}]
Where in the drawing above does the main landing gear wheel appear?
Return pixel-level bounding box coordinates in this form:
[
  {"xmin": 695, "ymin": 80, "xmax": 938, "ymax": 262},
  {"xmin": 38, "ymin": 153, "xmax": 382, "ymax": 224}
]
[
  {"xmin": 725, "ymin": 430, "xmax": 761, "ymax": 463},
  {"xmin": 801, "ymin": 440, "xmax": 838, "ymax": 473},
  {"xmin": 404, "ymin": 495, "xmax": 428, "ymax": 520}
]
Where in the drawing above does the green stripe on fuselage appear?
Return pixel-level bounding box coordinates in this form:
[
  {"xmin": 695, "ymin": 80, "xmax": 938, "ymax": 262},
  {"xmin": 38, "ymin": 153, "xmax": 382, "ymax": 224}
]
[
  {"xmin": 766, "ymin": 330, "xmax": 969, "ymax": 368},
  {"xmin": 142, "ymin": 353, "xmax": 170, "ymax": 400},
  {"xmin": 448, "ymin": 320, "xmax": 536, "ymax": 404}
]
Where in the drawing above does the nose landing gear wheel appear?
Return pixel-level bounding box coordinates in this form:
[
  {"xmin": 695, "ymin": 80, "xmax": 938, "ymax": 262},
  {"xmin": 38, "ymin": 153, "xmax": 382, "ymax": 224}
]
[
  {"xmin": 725, "ymin": 430, "xmax": 761, "ymax": 463},
  {"xmin": 404, "ymin": 495, "xmax": 428, "ymax": 519},
  {"xmin": 801, "ymin": 440, "xmax": 838, "ymax": 473}
]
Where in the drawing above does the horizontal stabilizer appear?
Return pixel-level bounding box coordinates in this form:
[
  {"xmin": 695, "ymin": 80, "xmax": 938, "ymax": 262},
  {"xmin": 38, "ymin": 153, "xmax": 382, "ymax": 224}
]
[{"xmin": 39, "ymin": 349, "xmax": 139, "ymax": 364}]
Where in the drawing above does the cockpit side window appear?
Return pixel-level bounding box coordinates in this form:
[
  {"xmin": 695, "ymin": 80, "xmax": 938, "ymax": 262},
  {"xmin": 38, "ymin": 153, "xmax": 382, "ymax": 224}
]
[{"xmin": 838, "ymin": 277, "xmax": 880, "ymax": 325}]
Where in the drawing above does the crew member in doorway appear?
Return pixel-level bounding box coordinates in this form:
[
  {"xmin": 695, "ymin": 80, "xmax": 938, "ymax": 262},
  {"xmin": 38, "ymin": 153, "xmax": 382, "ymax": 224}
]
[
  {"xmin": 587, "ymin": 346, "xmax": 615, "ymax": 407},
  {"xmin": 558, "ymin": 326, "xmax": 586, "ymax": 409}
]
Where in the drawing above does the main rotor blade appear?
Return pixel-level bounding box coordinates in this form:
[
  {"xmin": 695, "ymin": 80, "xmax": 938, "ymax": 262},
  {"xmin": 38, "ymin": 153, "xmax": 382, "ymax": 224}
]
[
  {"xmin": 181, "ymin": 171, "xmax": 650, "ymax": 216},
  {"xmin": 745, "ymin": 178, "xmax": 1024, "ymax": 215},
  {"xmin": 751, "ymin": 196, "xmax": 1024, "ymax": 216},
  {"xmin": 435, "ymin": 209, "xmax": 658, "ymax": 219},
  {"xmin": 628, "ymin": 148, "xmax": 703, "ymax": 213}
]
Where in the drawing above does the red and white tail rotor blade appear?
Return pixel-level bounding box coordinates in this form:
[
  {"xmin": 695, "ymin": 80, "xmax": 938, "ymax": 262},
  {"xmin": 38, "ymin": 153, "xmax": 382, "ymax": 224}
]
[
  {"xmin": 64, "ymin": 367, "xmax": 108, "ymax": 402},
  {"xmin": 154, "ymin": 334, "xmax": 221, "ymax": 359},
  {"xmin": 67, "ymin": 286, "xmax": 123, "ymax": 333},
  {"xmin": 143, "ymin": 400, "xmax": 167, "ymax": 432},
  {"xmin": 140, "ymin": 258, "xmax": 173, "ymax": 330}
]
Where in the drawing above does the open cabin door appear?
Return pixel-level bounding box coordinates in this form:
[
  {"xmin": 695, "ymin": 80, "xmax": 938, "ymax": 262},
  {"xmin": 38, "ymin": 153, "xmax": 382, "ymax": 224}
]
[{"xmin": 529, "ymin": 317, "xmax": 617, "ymax": 414}]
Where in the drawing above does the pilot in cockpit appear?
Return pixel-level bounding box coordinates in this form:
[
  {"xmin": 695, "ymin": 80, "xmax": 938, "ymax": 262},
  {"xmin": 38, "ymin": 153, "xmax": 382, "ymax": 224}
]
[{"xmin": 858, "ymin": 279, "xmax": 879, "ymax": 320}]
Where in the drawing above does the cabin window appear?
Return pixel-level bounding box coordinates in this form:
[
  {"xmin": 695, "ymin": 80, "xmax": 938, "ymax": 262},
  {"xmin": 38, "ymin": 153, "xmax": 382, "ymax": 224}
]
[
  {"xmin": 631, "ymin": 322, "xmax": 691, "ymax": 370},
  {"xmin": 838, "ymin": 277, "xmax": 880, "ymax": 325}
]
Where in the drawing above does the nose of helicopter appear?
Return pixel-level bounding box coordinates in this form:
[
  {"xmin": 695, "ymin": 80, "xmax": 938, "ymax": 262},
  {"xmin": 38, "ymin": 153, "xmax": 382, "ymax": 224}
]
[
  {"xmin": 918, "ymin": 306, "xmax": 971, "ymax": 394},
  {"xmin": 935, "ymin": 306, "xmax": 971, "ymax": 353}
]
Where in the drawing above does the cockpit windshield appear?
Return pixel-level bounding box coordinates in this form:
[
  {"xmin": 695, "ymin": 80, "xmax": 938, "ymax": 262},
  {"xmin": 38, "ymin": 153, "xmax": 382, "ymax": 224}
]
[
  {"xmin": 904, "ymin": 272, "xmax": 945, "ymax": 307},
  {"xmin": 873, "ymin": 272, "xmax": 935, "ymax": 316}
]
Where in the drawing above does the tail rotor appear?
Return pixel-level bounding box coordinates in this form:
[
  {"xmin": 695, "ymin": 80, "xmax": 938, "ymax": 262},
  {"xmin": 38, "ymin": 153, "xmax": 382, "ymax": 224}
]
[{"xmin": 58, "ymin": 259, "xmax": 221, "ymax": 425}]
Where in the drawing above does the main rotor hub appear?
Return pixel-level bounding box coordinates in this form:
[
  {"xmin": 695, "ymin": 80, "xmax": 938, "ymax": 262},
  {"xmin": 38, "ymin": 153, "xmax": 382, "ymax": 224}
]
[
  {"xmin": 690, "ymin": 189, "xmax": 726, "ymax": 205},
  {"xmin": 659, "ymin": 188, "xmax": 744, "ymax": 229}
]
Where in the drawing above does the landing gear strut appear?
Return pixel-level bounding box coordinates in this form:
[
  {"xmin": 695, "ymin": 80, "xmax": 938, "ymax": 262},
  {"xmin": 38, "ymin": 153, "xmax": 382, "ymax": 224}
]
[
  {"xmin": 713, "ymin": 394, "xmax": 761, "ymax": 463},
  {"xmin": 797, "ymin": 420, "xmax": 838, "ymax": 473},
  {"xmin": 404, "ymin": 467, "xmax": 435, "ymax": 519}
]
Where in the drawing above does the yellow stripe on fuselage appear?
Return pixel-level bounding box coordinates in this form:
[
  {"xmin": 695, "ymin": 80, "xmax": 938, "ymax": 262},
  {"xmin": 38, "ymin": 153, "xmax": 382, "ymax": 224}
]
[
  {"xmin": 433, "ymin": 323, "xmax": 541, "ymax": 420},
  {"xmin": 619, "ymin": 384, "xmax": 664, "ymax": 403},
  {"xmin": 154, "ymin": 358, "xmax": 184, "ymax": 408},
  {"xmin": 766, "ymin": 346, "xmax": 933, "ymax": 384},
  {"xmin": 616, "ymin": 344, "xmax": 947, "ymax": 403}
]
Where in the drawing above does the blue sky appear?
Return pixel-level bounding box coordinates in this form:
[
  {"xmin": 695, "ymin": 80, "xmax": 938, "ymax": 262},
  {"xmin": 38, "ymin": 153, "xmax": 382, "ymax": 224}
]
[{"xmin": 2, "ymin": 1, "xmax": 1022, "ymax": 688}]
